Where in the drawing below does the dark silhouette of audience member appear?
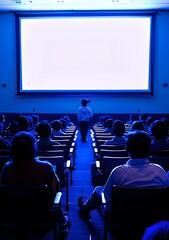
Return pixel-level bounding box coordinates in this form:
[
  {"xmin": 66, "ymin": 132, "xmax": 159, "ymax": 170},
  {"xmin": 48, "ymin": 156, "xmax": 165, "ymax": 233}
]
[
  {"xmin": 31, "ymin": 114, "xmax": 40, "ymax": 126},
  {"xmin": 150, "ymin": 120, "xmax": 169, "ymax": 151},
  {"xmin": 161, "ymin": 117, "xmax": 169, "ymax": 135},
  {"xmin": 146, "ymin": 116, "xmax": 155, "ymax": 134},
  {"xmin": 78, "ymin": 130, "xmax": 169, "ymax": 219},
  {"xmin": 131, "ymin": 120, "xmax": 145, "ymax": 131},
  {"xmin": 146, "ymin": 116, "xmax": 155, "ymax": 127},
  {"xmin": 103, "ymin": 118, "xmax": 114, "ymax": 133},
  {"xmin": 63, "ymin": 116, "xmax": 74, "ymax": 127},
  {"xmin": 17, "ymin": 115, "xmax": 29, "ymax": 132},
  {"xmin": 142, "ymin": 221, "xmax": 169, "ymax": 240},
  {"xmin": 139, "ymin": 113, "xmax": 148, "ymax": 131},
  {"xmin": 59, "ymin": 118, "xmax": 68, "ymax": 132},
  {"xmin": 104, "ymin": 119, "xmax": 126, "ymax": 146},
  {"xmin": 36, "ymin": 121, "xmax": 60, "ymax": 150},
  {"xmin": 125, "ymin": 114, "xmax": 137, "ymax": 125},
  {"xmin": 51, "ymin": 120, "xmax": 65, "ymax": 138},
  {"xmin": 95, "ymin": 115, "xmax": 104, "ymax": 127},
  {"xmin": 102, "ymin": 115, "xmax": 112, "ymax": 128},
  {"xmin": 0, "ymin": 131, "xmax": 70, "ymax": 236},
  {"xmin": 77, "ymin": 98, "xmax": 93, "ymax": 142}
]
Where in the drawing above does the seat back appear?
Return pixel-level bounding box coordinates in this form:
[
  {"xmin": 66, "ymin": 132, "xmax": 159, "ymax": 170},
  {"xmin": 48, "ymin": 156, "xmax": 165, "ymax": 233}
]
[
  {"xmin": 109, "ymin": 186, "xmax": 169, "ymax": 238},
  {"xmin": 150, "ymin": 150, "xmax": 169, "ymax": 157},
  {"xmin": 99, "ymin": 149, "xmax": 129, "ymax": 159},
  {"xmin": 38, "ymin": 155, "xmax": 66, "ymax": 187},
  {"xmin": 101, "ymin": 156, "xmax": 128, "ymax": 184},
  {"xmin": 0, "ymin": 185, "xmax": 54, "ymax": 231},
  {"xmin": 149, "ymin": 156, "xmax": 169, "ymax": 172}
]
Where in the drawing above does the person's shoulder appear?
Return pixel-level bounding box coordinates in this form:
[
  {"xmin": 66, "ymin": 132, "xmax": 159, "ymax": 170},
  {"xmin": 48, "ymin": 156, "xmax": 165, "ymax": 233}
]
[{"xmin": 35, "ymin": 158, "xmax": 53, "ymax": 168}]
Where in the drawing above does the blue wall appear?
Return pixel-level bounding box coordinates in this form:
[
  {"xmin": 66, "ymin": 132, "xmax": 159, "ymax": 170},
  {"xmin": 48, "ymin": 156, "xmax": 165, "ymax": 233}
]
[{"xmin": 0, "ymin": 11, "xmax": 169, "ymax": 114}]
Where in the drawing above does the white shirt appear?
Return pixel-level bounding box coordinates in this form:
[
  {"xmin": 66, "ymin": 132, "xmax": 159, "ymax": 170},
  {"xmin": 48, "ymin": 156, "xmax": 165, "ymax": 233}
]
[
  {"xmin": 104, "ymin": 158, "xmax": 169, "ymax": 203},
  {"xmin": 77, "ymin": 106, "xmax": 93, "ymax": 122}
]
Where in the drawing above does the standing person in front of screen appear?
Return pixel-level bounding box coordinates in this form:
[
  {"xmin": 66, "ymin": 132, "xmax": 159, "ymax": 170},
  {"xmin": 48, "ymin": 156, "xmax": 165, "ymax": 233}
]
[{"xmin": 77, "ymin": 99, "xmax": 93, "ymax": 142}]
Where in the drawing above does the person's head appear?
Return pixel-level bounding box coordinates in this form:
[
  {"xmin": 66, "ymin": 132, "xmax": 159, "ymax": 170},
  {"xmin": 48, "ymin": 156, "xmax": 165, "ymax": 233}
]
[
  {"xmin": 51, "ymin": 120, "xmax": 62, "ymax": 131},
  {"xmin": 112, "ymin": 119, "xmax": 125, "ymax": 137},
  {"xmin": 105, "ymin": 118, "xmax": 114, "ymax": 129},
  {"xmin": 99, "ymin": 116, "xmax": 104, "ymax": 125},
  {"xmin": 81, "ymin": 98, "xmax": 90, "ymax": 107},
  {"xmin": 126, "ymin": 130, "xmax": 151, "ymax": 158},
  {"xmin": 10, "ymin": 131, "xmax": 37, "ymax": 165},
  {"xmin": 27, "ymin": 115, "xmax": 34, "ymax": 130},
  {"xmin": 131, "ymin": 121, "xmax": 145, "ymax": 131},
  {"xmin": 18, "ymin": 115, "xmax": 29, "ymax": 131},
  {"xmin": 161, "ymin": 117, "xmax": 169, "ymax": 127},
  {"xmin": 63, "ymin": 116, "xmax": 70, "ymax": 123},
  {"xmin": 139, "ymin": 114, "xmax": 147, "ymax": 122},
  {"xmin": 31, "ymin": 114, "xmax": 39, "ymax": 125},
  {"xmin": 36, "ymin": 121, "xmax": 51, "ymax": 138},
  {"xmin": 146, "ymin": 116, "xmax": 155, "ymax": 126},
  {"xmin": 103, "ymin": 115, "xmax": 112, "ymax": 127},
  {"xmin": 129, "ymin": 114, "xmax": 137, "ymax": 122},
  {"xmin": 150, "ymin": 120, "xmax": 168, "ymax": 139},
  {"xmin": 59, "ymin": 118, "xmax": 67, "ymax": 130}
]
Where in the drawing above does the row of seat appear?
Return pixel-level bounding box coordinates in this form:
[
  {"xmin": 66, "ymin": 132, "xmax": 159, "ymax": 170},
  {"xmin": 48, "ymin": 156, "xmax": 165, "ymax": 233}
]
[
  {"xmin": 90, "ymin": 125, "xmax": 169, "ymax": 186},
  {"xmin": 0, "ymin": 126, "xmax": 78, "ymax": 212}
]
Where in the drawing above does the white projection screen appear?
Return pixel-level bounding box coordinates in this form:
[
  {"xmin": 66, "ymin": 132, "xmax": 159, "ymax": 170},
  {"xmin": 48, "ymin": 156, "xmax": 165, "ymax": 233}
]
[{"xmin": 17, "ymin": 12, "xmax": 154, "ymax": 94}]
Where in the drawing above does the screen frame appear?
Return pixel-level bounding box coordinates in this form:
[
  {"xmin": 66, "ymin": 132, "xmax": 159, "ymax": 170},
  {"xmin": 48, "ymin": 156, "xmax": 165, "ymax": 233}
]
[{"xmin": 16, "ymin": 10, "xmax": 156, "ymax": 96}]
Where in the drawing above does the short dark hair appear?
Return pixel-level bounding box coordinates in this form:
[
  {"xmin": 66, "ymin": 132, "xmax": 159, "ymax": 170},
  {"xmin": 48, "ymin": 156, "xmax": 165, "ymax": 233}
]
[
  {"xmin": 10, "ymin": 131, "xmax": 37, "ymax": 164},
  {"xmin": 130, "ymin": 114, "xmax": 137, "ymax": 121},
  {"xmin": 139, "ymin": 114, "xmax": 147, "ymax": 121},
  {"xmin": 36, "ymin": 121, "xmax": 51, "ymax": 138},
  {"xmin": 81, "ymin": 98, "xmax": 89, "ymax": 106},
  {"xmin": 150, "ymin": 120, "xmax": 168, "ymax": 139},
  {"xmin": 51, "ymin": 120, "xmax": 62, "ymax": 131},
  {"xmin": 131, "ymin": 121, "xmax": 145, "ymax": 131},
  {"xmin": 113, "ymin": 119, "xmax": 125, "ymax": 137},
  {"xmin": 126, "ymin": 130, "xmax": 151, "ymax": 158},
  {"xmin": 105, "ymin": 118, "xmax": 114, "ymax": 128},
  {"xmin": 18, "ymin": 115, "xmax": 29, "ymax": 130}
]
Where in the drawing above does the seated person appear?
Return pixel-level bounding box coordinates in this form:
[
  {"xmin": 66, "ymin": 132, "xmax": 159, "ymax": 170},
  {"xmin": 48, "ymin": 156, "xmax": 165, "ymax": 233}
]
[
  {"xmin": 36, "ymin": 121, "xmax": 60, "ymax": 150},
  {"xmin": 146, "ymin": 116, "xmax": 155, "ymax": 134},
  {"xmin": 125, "ymin": 114, "xmax": 137, "ymax": 125},
  {"xmin": 95, "ymin": 115, "xmax": 105, "ymax": 127},
  {"xmin": 161, "ymin": 117, "xmax": 169, "ymax": 136},
  {"xmin": 150, "ymin": 120, "xmax": 169, "ymax": 152},
  {"xmin": 17, "ymin": 115, "xmax": 29, "ymax": 132},
  {"xmin": 78, "ymin": 130, "xmax": 169, "ymax": 219},
  {"xmin": 0, "ymin": 131, "xmax": 70, "ymax": 236},
  {"xmin": 131, "ymin": 120, "xmax": 145, "ymax": 131},
  {"xmin": 103, "ymin": 118, "xmax": 114, "ymax": 133},
  {"xmin": 59, "ymin": 118, "xmax": 68, "ymax": 132},
  {"xmin": 104, "ymin": 119, "xmax": 126, "ymax": 146},
  {"xmin": 63, "ymin": 116, "xmax": 74, "ymax": 127},
  {"xmin": 51, "ymin": 120, "xmax": 65, "ymax": 138},
  {"xmin": 31, "ymin": 114, "xmax": 40, "ymax": 126},
  {"xmin": 102, "ymin": 115, "xmax": 112, "ymax": 129},
  {"xmin": 139, "ymin": 113, "xmax": 148, "ymax": 131}
]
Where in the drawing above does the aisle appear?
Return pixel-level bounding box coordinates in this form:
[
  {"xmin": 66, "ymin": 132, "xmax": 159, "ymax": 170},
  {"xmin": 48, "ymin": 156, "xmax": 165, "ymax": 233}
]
[{"xmin": 63, "ymin": 129, "xmax": 105, "ymax": 240}]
